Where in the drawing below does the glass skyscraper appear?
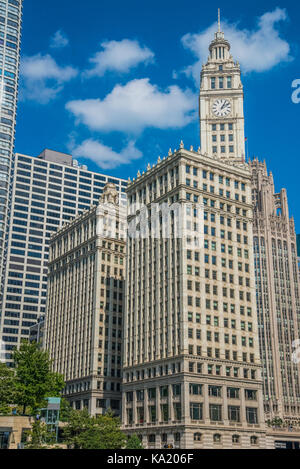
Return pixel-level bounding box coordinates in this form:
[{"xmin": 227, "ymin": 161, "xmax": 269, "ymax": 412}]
[
  {"xmin": 0, "ymin": 0, "xmax": 23, "ymax": 296},
  {"xmin": 0, "ymin": 149, "xmax": 127, "ymax": 365}
]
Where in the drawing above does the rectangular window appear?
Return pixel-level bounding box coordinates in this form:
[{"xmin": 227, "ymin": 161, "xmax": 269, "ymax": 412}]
[
  {"xmin": 189, "ymin": 384, "xmax": 202, "ymax": 395},
  {"xmin": 208, "ymin": 386, "xmax": 222, "ymax": 397},
  {"xmin": 172, "ymin": 384, "xmax": 181, "ymax": 396},
  {"xmin": 246, "ymin": 407, "xmax": 258, "ymax": 424},
  {"xmin": 210, "ymin": 404, "xmax": 222, "ymax": 421},
  {"xmin": 174, "ymin": 403, "xmax": 182, "ymax": 421},
  {"xmin": 190, "ymin": 403, "xmax": 203, "ymax": 421},
  {"xmin": 160, "ymin": 386, "xmax": 168, "ymax": 398},
  {"xmin": 161, "ymin": 404, "xmax": 169, "ymax": 422},
  {"xmin": 227, "ymin": 388, "xmax": 240, "ymax": 399},
  {"xmin": 228, "ymin": 406, "xmax": 240, "ymax": 422},
  {"xmin": 245, "ymin": 390, "xmax": 257, "ymax": 401},
  {"xmin": 149, "ymin": 406, "xmax": 156, "ymax": 422}
]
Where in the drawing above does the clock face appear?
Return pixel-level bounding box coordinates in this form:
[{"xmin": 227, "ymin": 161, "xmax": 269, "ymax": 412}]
[{"xmin": 212, "ymin": 99, "xmax": 231, "ymax": 117}]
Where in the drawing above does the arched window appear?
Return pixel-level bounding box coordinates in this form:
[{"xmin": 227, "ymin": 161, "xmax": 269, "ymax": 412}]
[
  {"xmin": 250, "ymin": 436, "xmax": 258, "ymax": 445},
  {"xmin": 213, "ymin": 434, "xmax": 221, "ymax": 443},
  {"xmin": 232, "ymin": 435, "xmax": 240, "ymax": 444},
  {"xmin": 194, "ymin": 433, "xmax": 202, "ymax": 442}
]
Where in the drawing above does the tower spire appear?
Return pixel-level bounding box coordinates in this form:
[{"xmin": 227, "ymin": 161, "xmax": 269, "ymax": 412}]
[{"xmin": 214, "ymin": 8, "xmax": 225, "ymax": 41}]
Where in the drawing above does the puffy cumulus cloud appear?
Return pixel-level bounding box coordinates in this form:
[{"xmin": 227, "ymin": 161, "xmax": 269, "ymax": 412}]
[
  {"xmin": 179, "ymin": 8, "xmax": 292, "ymax": 83},
  {"xmin": 20, "ymin": 53, "xmax": 78, "ymax": 104},
  {"xmin": 21, "ymin": 54, "xmax": 77, "ymax": 81},
  {"xmin": 66, "ymin": 78, "xmax": 196, "ymax": 134},
  {"xmin": 84, "ymin": 39, "xmax": 154, "ymax": 78},
  {"xmin": 50, "ymin": 30, "xmax": 69, "ymax": 49},
  {"xmin": 71, "ymin": 139, "xmax": 142, "ymax": 169}
]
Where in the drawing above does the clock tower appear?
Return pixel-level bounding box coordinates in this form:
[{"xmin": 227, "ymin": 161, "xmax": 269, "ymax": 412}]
[{"xmin": 200, "ymin": 10, "xmax": 246, "ymax": 162}]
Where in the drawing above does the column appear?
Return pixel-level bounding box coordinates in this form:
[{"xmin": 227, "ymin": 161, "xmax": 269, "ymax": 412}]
[
  {"xmin": 240, "ymin": 387, "xmax": 247, "ymax": 426},
  {"xmin": 132, "ymin": 390, "xmax": 137, "ymax": 425},
  {"xmin": 223, "ymin": 384, "xmax": 229, "ymax": 425},
  {"xmin": 156, "ymin": 385, "xmax": 161, "ymax": 423},
  {"xmin": 169, "ymin": 385, "xmax": 174, "ymax": 423},
  {"xmin": 203, "ymin": 384, "xmax": 210, "ymax": 424},
  {"xmin": 182, "ymin": 380, "xmax": 190, "ymax": 424},
  {"xmin": 144, "ymin": 387, "xmax": 149, "ymax": 424}
]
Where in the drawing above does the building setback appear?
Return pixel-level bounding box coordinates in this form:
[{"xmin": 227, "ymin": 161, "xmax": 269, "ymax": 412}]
[
  {"xmin": 251, "ymin": 159, "xmax": 300, "ymax": 424},
  {"xmin": 0, "ymin": 0, "xmax": 23, "ymax": 298},
  {"xmin": 0, "ymin": 149, "xmax": 127, "ymax": 365},
  {"xmin": 44, "ymin": 184, "xmax": 126, "ymax": 416}
]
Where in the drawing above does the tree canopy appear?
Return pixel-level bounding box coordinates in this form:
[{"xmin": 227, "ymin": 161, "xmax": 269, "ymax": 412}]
[
  {"xmin": 25, "ymin": 419, "xmax": 58, "ymax": 450},
  {"xmin": 63, "ymin": 408, "xmax": 127, "ymax": 449},
  {"xmin": 126, "ymin": 434, "xmax": 144, "ymax": 449},
  {"xmin": 12, "ymin": 341, "xmax": 65, "ymax": 415},
  {"xmin": 0, "ymin": 342, "xmax": 145, "ymax": 450},
  {"xmin": 0, "ymin": 362, "xmax": 16, "ymax": 414}
]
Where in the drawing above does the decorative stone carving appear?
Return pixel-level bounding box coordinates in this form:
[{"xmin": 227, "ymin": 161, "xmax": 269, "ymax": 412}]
[{"xmin": 100, "ymin": 183, "xmax": 119, "ymax": 206}]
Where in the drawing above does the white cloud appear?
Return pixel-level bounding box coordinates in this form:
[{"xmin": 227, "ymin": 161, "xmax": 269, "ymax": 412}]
[
  {"xmin": 21, "ymin": 54, "xmax": 77, "ymax": 81},
  {"xmin": 50, "ymin": 30, "xmax": 69, "ymax": 49},
  {"xmin": 84, "ymin": 39, "xmax": 154, "ymax": 78},
  {"xmin": 66, "ymin": 78, "xmax": 196, "ymax": 134},
  {"xmin": 20, "ymin": 53, "xmax": 78, "ymax": 104},
  {"xmin": 71, "ymin": 139, "xmax": 142, "ymax": 169},
  {"xmin": 179, "ymin": 7, "xmax": 292, "ymax": 83}
]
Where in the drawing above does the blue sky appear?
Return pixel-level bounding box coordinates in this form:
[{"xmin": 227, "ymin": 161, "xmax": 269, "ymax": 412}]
[{"xmin": 15, "ymin": 0, "xmax": 300, "ymax": 230}]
